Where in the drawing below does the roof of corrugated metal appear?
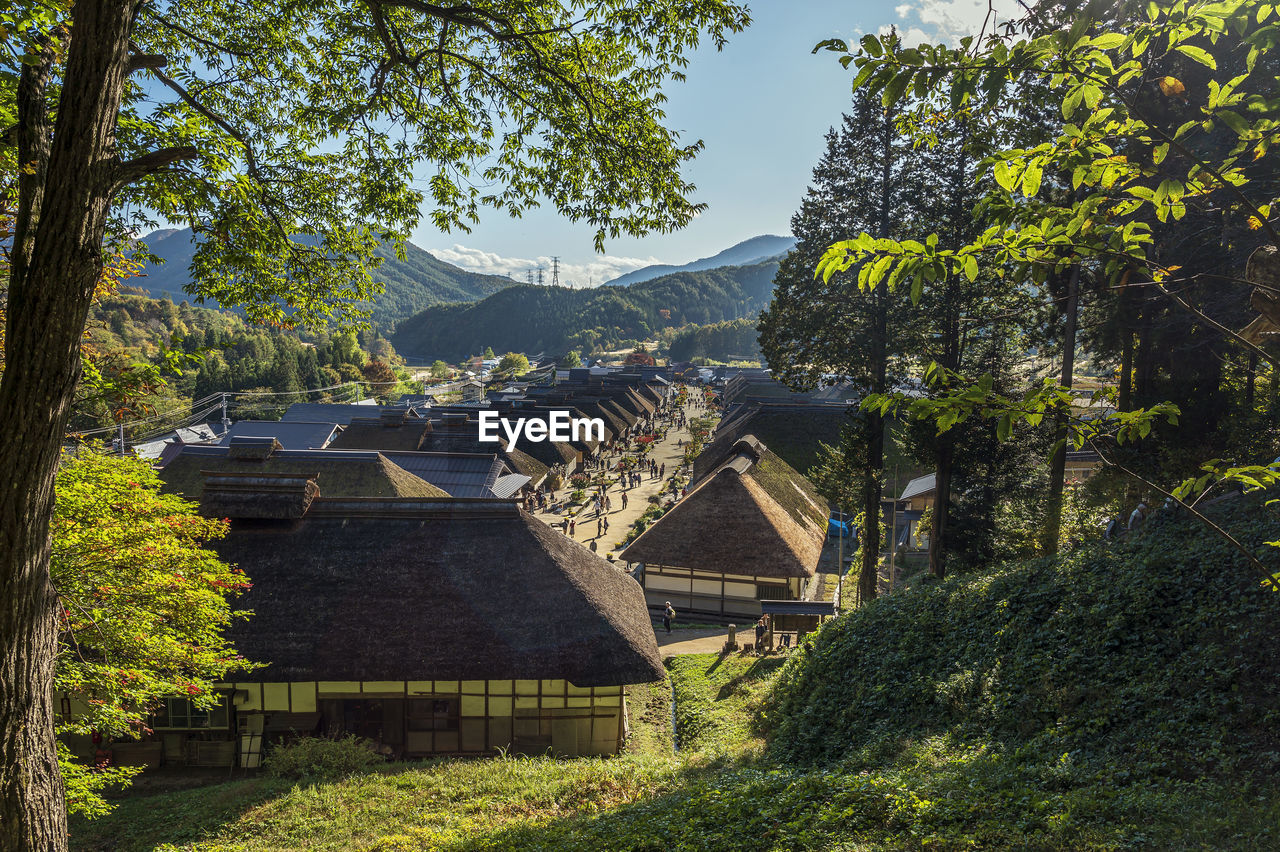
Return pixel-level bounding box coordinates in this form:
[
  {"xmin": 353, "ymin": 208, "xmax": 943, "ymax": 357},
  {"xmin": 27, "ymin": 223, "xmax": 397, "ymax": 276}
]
[{"xmin": 381, "ymin": 451, "xmax": 510, "ymax": 498}]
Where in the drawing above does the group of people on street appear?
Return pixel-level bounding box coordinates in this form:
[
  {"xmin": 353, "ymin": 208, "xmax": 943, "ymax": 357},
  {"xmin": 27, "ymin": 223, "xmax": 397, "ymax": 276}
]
[{"xmin": 546, "ymin": 388, "xmax": 700, "ymax": 559}]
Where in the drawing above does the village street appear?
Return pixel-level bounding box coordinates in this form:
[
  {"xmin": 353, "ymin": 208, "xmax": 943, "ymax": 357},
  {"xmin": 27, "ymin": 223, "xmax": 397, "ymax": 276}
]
[{"xmin": 532, "ymin": 394, "xmax": 707, "ymax": 560}]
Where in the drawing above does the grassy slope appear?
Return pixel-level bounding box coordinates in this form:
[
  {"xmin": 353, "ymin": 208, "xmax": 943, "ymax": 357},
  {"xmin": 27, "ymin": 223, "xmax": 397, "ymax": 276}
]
[{"xmin": 71, "ymin": 503, "xmax": 1280, "ymax": 851}]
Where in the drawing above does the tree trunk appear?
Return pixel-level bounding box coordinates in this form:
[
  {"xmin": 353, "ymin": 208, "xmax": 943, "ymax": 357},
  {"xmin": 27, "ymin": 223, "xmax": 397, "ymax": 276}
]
[
  {"xmin": 1042, "ymin": 263, "xmax": 1080, "ymax": 556},
  {"xmin": 857, "ymin": 105, "xmax": 896, "ymax": 604},
  {"xmin": 0, "ymin": 3, "xmax": 135, "ymax": 848},
  {"xmin": 1118, "ymin": 328, "xmax": 1133, "ymax": 412},
  {"xmin": 1135, "ymin": 289, "xmax": 1156, "ymax": 403},
  {"xmin": 928, "ymin": 439, "xmax": 953, "ymax": 579},
  {"xmin": 1245, "ymin": 350, "xmax": 1258, "ymax": 415}
]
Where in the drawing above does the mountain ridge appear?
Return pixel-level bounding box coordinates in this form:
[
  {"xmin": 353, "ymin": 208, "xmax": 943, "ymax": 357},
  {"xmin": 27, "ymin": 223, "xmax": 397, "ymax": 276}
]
[
  {"xmin": 132, "ymin": 228, "xmax": 517, "ymax": 328},
  {"xmin": 605, "ymin": 234, "xmax": 795, "ymax": 286}
]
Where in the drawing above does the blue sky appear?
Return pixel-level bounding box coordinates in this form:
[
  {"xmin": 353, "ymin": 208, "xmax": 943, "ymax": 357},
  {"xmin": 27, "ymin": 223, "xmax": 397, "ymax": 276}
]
[{"xmin": 421, "ymin": 0, "xmax": 1019, "ymax": 286}]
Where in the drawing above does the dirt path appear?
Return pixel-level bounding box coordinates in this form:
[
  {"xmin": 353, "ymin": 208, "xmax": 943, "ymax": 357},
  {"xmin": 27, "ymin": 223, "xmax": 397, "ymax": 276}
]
[
  {"xmin": 654, "ymin": 627, "xmax": 732, "ymax": 658},
  {"xmin": 533, "ymin": 396, "xmax": 708, "ymax": 559}
]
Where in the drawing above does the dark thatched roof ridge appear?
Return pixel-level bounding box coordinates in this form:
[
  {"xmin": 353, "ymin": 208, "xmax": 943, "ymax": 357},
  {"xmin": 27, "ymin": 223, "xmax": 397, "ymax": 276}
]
[
  {"xmin": 160, "ymin": 446, "xmax": 447, "ymax": 501},
  {"xmin": 328, "ymin": 420, "xmax": 432, "ymax": 452},
  {"xmin": 217, "ymin": 499, "xmax": 663, "ymax": 686},
  {"xmin": 693, "ymin": 404, "xmax": 854, "ymax": 483},
  {"xmin": 623, "ymin": 436, "xmax": 827, "ymax": 579}
]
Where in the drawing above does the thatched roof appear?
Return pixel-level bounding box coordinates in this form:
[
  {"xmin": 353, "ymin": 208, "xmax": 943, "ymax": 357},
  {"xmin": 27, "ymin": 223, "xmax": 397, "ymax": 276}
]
[
  {"xmin": 161, "ymin": 446, "xmax": 447, "ymax": 503},
  {"xmin": 328, "ymin": 419, "xmax": 432, "ymax": 452},
  {"xmin": 694, "ymin": 405, "xmax": 853, "ymax": 483},
  {"xmin": 624, "ymin": 436, "xmax": 827, "ymax": 578},
  {"xmin": 216, "ymin": 500, "xmax": 663, "ymax": 686},
  {"xmin": 201, "ymin": 471, "xmax": 320, "ymax": 520},
  {"xmin": 576, "ymin": 400, "xmax": 630, "ymax": 436}
]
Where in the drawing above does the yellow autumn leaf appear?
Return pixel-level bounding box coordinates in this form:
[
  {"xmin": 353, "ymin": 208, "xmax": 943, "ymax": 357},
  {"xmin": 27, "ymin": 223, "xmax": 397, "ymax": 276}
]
[
  {"xmin": 1249, "ymin": 216, "xmax": 1264, "ymax": 230},
  {"xmin": 1159, "ymin": 76, "xmax": 1187, "ymax": 97}
]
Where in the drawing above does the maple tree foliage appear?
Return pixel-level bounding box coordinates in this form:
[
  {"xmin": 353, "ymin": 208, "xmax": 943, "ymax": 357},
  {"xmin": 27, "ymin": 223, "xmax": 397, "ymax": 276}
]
[{"xmin": 51, "ymin": 451, "xmax": 252, "ymax": 813}]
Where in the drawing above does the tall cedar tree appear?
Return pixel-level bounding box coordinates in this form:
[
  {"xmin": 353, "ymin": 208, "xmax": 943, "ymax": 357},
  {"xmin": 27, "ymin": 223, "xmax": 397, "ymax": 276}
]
[
  {"xmin": 0, "ymin": 1, "xmax": 748, "ymax": 846},
  {"xmin": 759, "ymin": 89, "xmax": 926, "ymax": 602},
  {"xmin": 905, "ymin": 113, "xmax": 1043, "ymax": 575}
]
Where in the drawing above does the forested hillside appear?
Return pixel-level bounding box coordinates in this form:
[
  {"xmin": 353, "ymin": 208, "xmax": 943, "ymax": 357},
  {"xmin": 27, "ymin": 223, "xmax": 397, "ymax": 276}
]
[
  {"xmin": 668, "ymin": 318, "xmax": 762, "ymax": 362},
  {"xmin": 135, "ymin": 229, "xmax": 515, "ymax": 329},
  {"xmin": 391, "ymin": 260, "xmax": 778, "ymax": 360},
  {"xmin": 75, "ymin": 290, "xmax": 397, "ymax": 434}
]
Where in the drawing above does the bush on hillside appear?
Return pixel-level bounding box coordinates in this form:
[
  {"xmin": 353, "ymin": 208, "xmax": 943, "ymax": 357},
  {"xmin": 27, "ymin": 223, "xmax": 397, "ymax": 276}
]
[
  {"xmin": 263, "ymin": 736, "xmax": 384, "ymax": 779},
  {"xmin": 765, "ymin": 498, "xmax": 1280, "ymax": 785}
]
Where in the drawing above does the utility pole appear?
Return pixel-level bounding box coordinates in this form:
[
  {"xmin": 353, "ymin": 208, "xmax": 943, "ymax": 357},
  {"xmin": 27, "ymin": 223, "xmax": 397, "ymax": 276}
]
[
  {"xmin": 220, "ymin": 392, "xmax": 231, "ymax": 433},
  {"xmin": 526, "ymin": 268, "xmax": 535, "ymax": 285},
  {"xmin": 536, "ymin": 266, "xmax": 545, "ymax": 286},
  {"xmin": 117, "ymin": 421, "xmax": 126, "ymax": 456},
  {"xmin": 551, "ymin": 256, "xmax": 560, "ymax": 287}
]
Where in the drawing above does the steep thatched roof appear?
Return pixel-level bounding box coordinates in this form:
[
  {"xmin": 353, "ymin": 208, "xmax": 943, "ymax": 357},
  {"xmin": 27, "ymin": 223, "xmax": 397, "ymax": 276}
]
[
  {"xmin": 624, "ymin": 436, "xmax": 827, "ymax": 578},
  {"xmin": 576, "ymin": 400, "xmax": 630, "ymax": 436},
  {"xmin": 694, "ymin": 405, "xmax": 854, "ymax": 483},
  {"xmin": 216, "ymin": 500, "xmax": 663, "ymax": 686},
  {"xmin": 327, "ymin": 418, "xmax": 431, "ymax": 452},
  {"xmin": 161, "ymin": 446, "xmax": 447, "ymax": 503}
]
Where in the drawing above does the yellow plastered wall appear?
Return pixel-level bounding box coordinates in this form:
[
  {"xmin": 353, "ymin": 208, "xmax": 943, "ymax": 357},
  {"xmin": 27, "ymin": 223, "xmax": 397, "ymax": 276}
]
[{"xmin": 227, "ymin": 678, "xmax": 630, "ymax": 755}]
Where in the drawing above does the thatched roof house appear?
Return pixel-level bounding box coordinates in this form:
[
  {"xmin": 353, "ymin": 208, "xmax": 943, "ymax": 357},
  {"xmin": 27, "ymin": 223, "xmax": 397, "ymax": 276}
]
[
  {"xmin": 626, "ymin": 436, "xmax": 827, "ymax": 579},
  {"xmin": 326, "ymin": 413, "xmax": 549, "ymax": 488},
  {"xmin": 693, "ymin": 404, "xmax": 853, "ymax": 482},
  {"xmin": 216, "ymin": 499, "xmax": 662, "ymax": 687},
  {"xmin": 160, "ymin": 444, "xmax": 447, "ymax": 501},
  {"xmin": 623, "ymin": 436, "xmax": 828, "ymax": 618}
]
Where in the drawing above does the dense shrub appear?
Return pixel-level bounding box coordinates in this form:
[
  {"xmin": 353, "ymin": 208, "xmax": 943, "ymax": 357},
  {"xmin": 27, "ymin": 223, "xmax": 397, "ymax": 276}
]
[
  {"xmin": 765, "ymin": 497, "xmax": 1280, "ymax": 784},
  {"xmin": 262, "ymin": 736, "xmax": 384, "ymax": 780}
]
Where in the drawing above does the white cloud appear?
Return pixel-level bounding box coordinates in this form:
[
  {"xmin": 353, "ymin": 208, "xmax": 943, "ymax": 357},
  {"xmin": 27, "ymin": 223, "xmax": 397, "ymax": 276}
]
[
  {"xmin": 884, "ymin": 0, "xmax": 1022, "ymax": 45},
  {"xmin": 426, "ymin": 244, "xmax": 662, "ymax": 288}
]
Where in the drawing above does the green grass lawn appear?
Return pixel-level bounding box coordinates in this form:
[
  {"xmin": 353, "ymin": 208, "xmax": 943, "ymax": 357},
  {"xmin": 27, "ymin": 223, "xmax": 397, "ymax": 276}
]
[{"xmin": 666, "ymin": 653, "xmax": 785, "ymax": 755}]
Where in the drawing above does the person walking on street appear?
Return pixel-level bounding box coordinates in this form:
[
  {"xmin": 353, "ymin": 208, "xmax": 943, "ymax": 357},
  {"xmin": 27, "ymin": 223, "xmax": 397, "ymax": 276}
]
[
  {"xmin": 602, "ymin": 516, "xmax": 610, "ymax": 535},
  {"xmin": 659, "ymin": 462, "xmax": 665, "ymax": 478},
  {"xmin": 621, "ymin": 491, "xmax": 629, "ymax": 510},
  {"xmin": 663, "ymin": 601, "xmax": 675, "ymax": 634},
  {"xmin": 569, "ymin": 517, "xmax": 576, "ymax": 536}
]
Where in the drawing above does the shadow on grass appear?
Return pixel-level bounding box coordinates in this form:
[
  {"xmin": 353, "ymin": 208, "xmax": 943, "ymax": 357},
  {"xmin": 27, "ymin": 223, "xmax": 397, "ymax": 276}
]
[
  {"xmin": 425, "ymin": 742, "xmax": 1280, "ymax": 852},
  {"xmin": 68, "ymin": 762, "xmax": 433, "ymax": 852},
  {"xmin": 714, "ymin": 656, "xmax": 786, "ymax": 700}
]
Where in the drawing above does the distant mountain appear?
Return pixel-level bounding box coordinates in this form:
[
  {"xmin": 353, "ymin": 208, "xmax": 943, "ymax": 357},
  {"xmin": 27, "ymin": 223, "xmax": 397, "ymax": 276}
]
[
  {"xmin": 605, "ymin": 234, "xmax": 795, "ymax": 287},
  {"xmin": 392, "ymin": 259, "xmax": 779, "ymax": 362},
  {"xmin": 133, "ymin": 228, "xmax": 516, "ymax": 328}
]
